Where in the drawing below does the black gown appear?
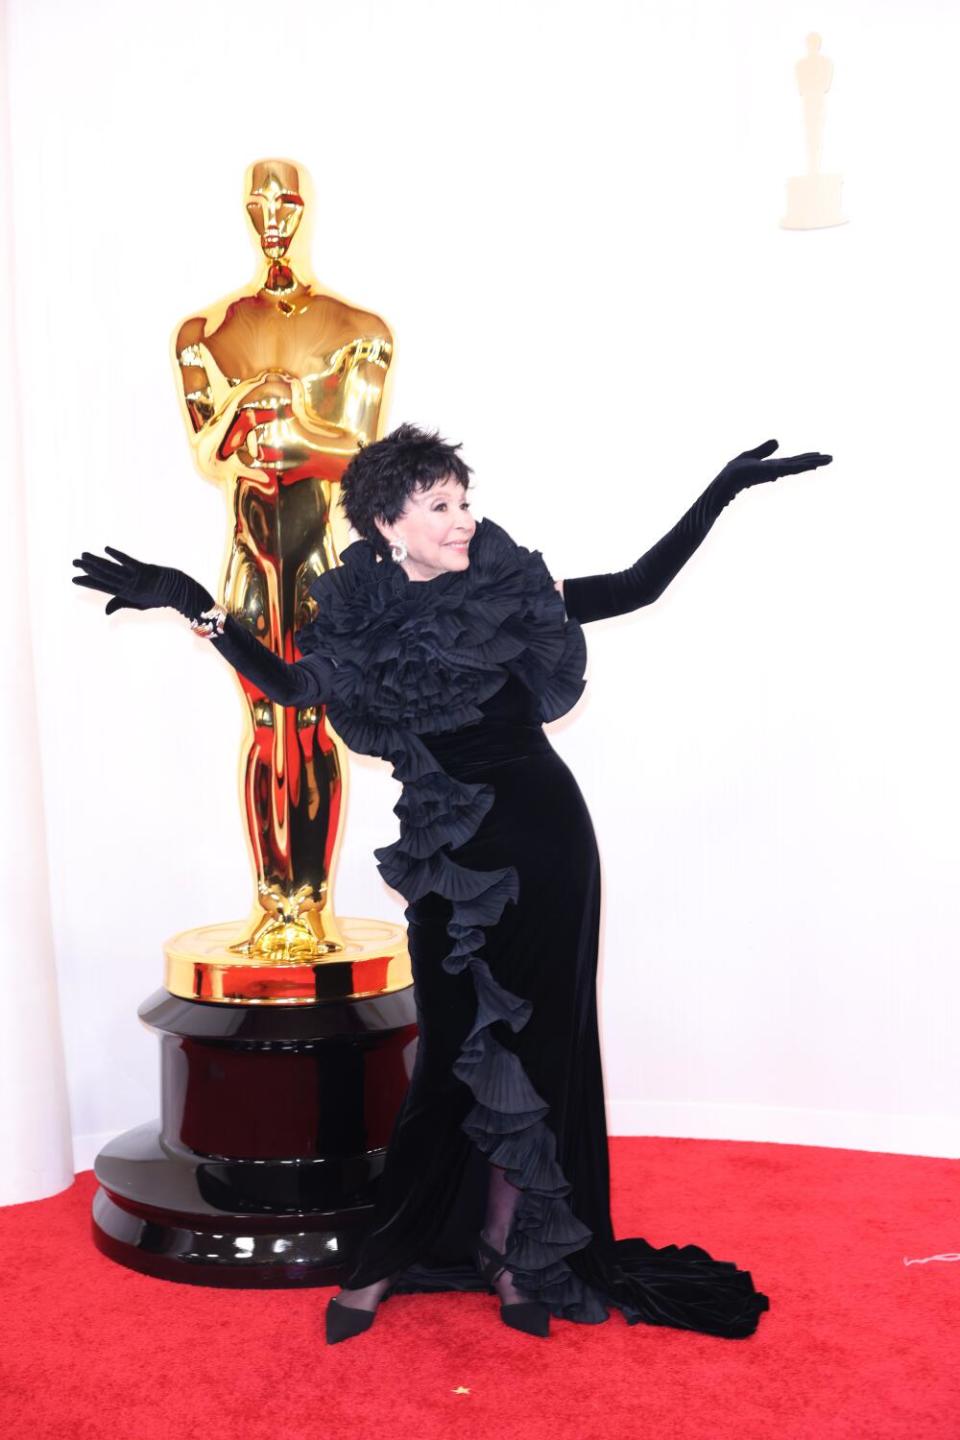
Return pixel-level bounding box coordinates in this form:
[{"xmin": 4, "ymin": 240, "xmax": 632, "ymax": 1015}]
[
  {"xmin": 341, "ymin": 667, "xmax": 768, "ymax": 1334},
  {"xmin": 208, "ymin": 483, "xmax": 774, "ymax": 1337}
]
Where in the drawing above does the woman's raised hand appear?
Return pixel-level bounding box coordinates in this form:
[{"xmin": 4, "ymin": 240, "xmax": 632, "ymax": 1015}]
[
  {"xmin": 71, "ymin": 546, "xmax": 214, "ymax": 620},
  {"xmin": 715, "ymin": 439, "xmax": 832, "ymax": 499}
]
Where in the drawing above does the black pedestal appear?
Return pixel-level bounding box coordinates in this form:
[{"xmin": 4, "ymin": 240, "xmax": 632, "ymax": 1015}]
[{"xmin": 92, "ymin": 986, "xmax": 418, "ymax": 1287}]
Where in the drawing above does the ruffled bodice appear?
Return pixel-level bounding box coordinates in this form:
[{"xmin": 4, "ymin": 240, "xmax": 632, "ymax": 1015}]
[{"xmin": 296, "ymin": 517, "xmax": 586, "ymax": 752}]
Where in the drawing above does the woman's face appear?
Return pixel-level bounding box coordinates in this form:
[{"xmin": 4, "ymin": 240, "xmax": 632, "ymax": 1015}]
[{"xmin": 375, "ymin": 475, "xmax": 476, "ymax": 582}]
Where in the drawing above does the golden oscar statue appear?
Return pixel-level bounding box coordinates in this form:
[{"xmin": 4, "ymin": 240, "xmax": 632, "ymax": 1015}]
[
  {"xmin": 92, "ymin": 160, "xmax": 418, "ymax": 1287},
  {"xmin": 167, "ymin": 155, "xmax": 410, "ymax": 1004}
]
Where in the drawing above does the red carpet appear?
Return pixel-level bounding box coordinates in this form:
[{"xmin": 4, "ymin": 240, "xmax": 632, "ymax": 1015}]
[{"xmin": 0, "ymin": 1138, "xmax": 956, "ymax": 1440}]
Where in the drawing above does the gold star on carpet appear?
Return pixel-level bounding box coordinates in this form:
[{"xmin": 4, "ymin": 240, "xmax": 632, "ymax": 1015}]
[{"xmin": 451, "ymin": 1386, "xmax": 471, "ymax": 1395}]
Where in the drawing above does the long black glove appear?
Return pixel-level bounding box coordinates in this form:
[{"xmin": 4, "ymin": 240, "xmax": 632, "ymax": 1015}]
[
  {"xmin": 560, "ymin": 440, "xmax": 832, "ymax": 625},
  {"xmin": 208, "ymin": 616, "xmax": 335, "ymax": 706},
  {"xmin": 72, "ymin": 545, "xmax": 216, "ymax": 618},
  {"xmin": 71, "ymin": 547, "xmax": 334, "ymax": 706}
]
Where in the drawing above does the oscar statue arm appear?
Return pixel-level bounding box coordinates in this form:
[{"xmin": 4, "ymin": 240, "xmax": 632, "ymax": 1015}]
[
  {"xmin": 71, "ymin": 546, "xmax": 335, "ymax": 706},
  {"xmin": 247, "ymin": 333, "xmax": 396, "ymax": 466},
  {"xmin": 560, "ymin": 439, "xmax": 832, "ymax": 625},
  {"xmin": 174, "ymin": 319, "xmax": 281, "ymax": 464}
]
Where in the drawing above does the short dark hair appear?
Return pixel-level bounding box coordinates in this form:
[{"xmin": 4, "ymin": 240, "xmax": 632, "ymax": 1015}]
[{"xmin": 339, "ymin": 423, "xmax": 473, "ymax": 559}]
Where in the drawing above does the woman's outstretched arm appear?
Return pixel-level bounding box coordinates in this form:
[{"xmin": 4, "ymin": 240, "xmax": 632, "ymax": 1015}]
[
  {"xmin": 558, "ymin": 439, "xmax": 832, "ymax": 625},
  {"xmin": 71, "ymin": 545, "xmax": 335, "ymax": 705},
  {"xmin": 206, "ymin": 613, "xmax": 335, "ymax": 706}
]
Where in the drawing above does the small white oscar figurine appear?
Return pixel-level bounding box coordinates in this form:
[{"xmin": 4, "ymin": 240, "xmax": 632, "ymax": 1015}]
[{"xmin": 781, "ymin": 32, "xmax": 848, "ymax": 230}]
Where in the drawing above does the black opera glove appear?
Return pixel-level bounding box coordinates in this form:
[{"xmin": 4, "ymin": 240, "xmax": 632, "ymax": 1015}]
[
  {"xmin": 71, "ymin": 546, "xmax": 334, "ymax": 707},
  {"xmin": 71, "ymin": 546, "xmax": 215, "ymax": 620},
  {"xmin": 207, "ymin": 614, "xmax": 335, "ymax": 708},
  {"xmin": 561, "ymin": 439, "xmax": 832, "ymax": 625}
]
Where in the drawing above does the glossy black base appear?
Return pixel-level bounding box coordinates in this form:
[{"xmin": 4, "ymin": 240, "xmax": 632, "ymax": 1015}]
[{"xmin": 92, "ymin": 985, "xmax": 418, "ymax": 1287}]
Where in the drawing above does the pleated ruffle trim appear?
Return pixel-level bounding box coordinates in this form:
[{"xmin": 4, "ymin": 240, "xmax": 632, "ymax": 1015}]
[
  {"xmin": 297, "ymin": 519, "xmax": 613, "ymax": 1320},
  {"xmin": 379, "ymin": 745, "xmax": 612, "ymax": 1324}
]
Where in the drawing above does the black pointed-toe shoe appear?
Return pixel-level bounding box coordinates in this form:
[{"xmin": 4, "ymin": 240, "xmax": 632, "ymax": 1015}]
[
  {"xmin": 325, "ymin": 1294, "xmax": 379, "ymax": 1345},
  {"xmin": 325, "ymin": 1272, "xmax": 403, "ymax": 1345},
  {"xmin": 474, "ymin": 1232, "xmax": 551, "ymax": 1338}
]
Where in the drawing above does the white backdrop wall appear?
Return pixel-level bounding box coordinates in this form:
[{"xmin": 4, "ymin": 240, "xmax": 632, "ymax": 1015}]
[
  {"xmin": 0, "ymin": 0, "xmax": 73, "ymax": 1204},
  {"xmin": 3, "ymin": 0, "xmax": 957, "ymax": 1185}
]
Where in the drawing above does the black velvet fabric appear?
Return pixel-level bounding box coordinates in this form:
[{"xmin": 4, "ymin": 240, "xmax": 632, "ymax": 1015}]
[
  {"xmin": 345, "ymin": 670, "xmax": 769, "ymax": 1335},
  {"xmin": 209, "ymin": 512, "xmax": 770, "ymax": 1336}
]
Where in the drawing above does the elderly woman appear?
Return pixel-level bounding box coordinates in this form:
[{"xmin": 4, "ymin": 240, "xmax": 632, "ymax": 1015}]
[{"xmin": 73, "ymin": 424, "xmax": 830, "ymax": 1345}]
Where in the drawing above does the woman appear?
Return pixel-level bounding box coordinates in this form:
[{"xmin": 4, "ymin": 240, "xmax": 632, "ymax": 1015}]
[{"xmin": 73, "ymin": 424, "xmax": 831, "ymax": 1344}]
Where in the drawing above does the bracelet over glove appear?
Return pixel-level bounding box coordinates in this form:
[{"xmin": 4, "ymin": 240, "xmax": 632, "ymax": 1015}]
[
  {"xmin": 561, "ymin": 439, "xmax": 832, "ymax": 625},
  {"xmin": 71, "ymin": 545, "xmax": 335, "ymax": 707}
]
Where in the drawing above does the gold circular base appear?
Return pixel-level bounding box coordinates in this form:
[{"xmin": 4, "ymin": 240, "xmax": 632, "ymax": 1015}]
[{"xmin": 163, "ymin": 916, "xmax": 411, "ymax": 1005}]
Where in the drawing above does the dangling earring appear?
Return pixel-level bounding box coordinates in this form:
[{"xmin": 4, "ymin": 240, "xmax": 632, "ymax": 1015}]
[{"xmin": 390, "ymin": 539, "xmax": 408, "ymax": 564}]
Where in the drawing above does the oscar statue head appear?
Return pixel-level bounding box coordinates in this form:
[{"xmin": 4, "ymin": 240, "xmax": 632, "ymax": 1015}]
[{"xmin": 244, "ymin": 158, "xmax": 305, "ymax": 261}]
